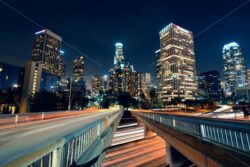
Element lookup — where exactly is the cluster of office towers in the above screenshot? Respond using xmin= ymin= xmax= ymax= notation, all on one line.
xmin=1 ymin=22 xmax=249 ymax=113
xmin=91 ymin=22 xmax=249 ymax=103
xmin=20 ymin=29 xmax=85 ymax=112
xmin=91 ymin=43 xmax=152 ymax=100
xmin=156 ymin=23 xmax=249 ymax=103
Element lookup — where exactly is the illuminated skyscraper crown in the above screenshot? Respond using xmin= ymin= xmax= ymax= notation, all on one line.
xmin=223 ymin=42 xmax=239 ymax=52
xmin=114 ymin=42 xmax=124 ymax=65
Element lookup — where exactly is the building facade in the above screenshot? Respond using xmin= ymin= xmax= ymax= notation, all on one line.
xmin=114 ymin=43 xmax=125 ymax=65
xmin=198 ymin=70 xmax=223 ymax=102
xmin=139 ymin=72 xmax=152 ymax=99
xmin=247 ymin=69 xmax=250 ymax=85
xmin=92 ymin=75 xmax=105 ymax=96
xmin=0 ymin=62 xmax=24 ymax=91
xmin=109 ymin=43 xmax=137 ymax=97
xmin=32 ymin=29 xmax=64 ymax=77
xmin=222 ymin=42 xmax=247 ymax=97
xmin=156 ymin=23 xmax=197 ymax=103
xmin=73 ymin=56 xmax=85 ymax=81
xmin=20 ymin=61 xmax=43 ymax=112
xmin=0 ymin=62 xmax=25 ymax=113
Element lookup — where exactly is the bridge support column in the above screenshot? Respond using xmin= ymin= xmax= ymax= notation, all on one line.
xmin=166 ymin=142 xmax=173 ymax=166
xmin=166 ymin=142 xmax=188 ymax=167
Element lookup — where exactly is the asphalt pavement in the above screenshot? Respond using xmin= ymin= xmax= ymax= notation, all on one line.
xmin=0 ymin=109 xmax=118 ymax=166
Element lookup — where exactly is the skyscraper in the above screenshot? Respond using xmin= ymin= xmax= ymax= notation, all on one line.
xmin=0 ymin=62 xmax=25 ymax=113
xmin=139 ymin=73 xmax=152 ymax=99
xmin=91 ymin=75 xmax=106 ymax=96
xmin=222 ymin=42 xmax=247 ymax=97
xmin=156 ymin=23 xmax=197 ymax=103
xmin=20 ymin=61 xmax=43 ymax=112
xmin=32 ymin=29 xmax=64 ymax=77
xmin=247 ymin=69 xmax=250 ymax=85
xmin=114 ymin=43 xmax=125 ymax=65
xmin=109 ymin=43 xmax=137 ymax=97
xmin=73 ymin=56 xmax=85 ymax=81
xmin=0 ymin=62 xmax=24 ymax=91
xmin=198 ymin=70 xmax=223 ymax=101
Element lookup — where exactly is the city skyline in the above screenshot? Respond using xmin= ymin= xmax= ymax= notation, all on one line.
xmin=0 ymin=0 xmax=250 ymax=80
xmin=1 ymin=1 xmax=250 ymax=166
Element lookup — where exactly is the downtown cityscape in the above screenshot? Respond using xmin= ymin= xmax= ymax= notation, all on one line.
xmin=0 ymin=0 xmax=250 ymax=167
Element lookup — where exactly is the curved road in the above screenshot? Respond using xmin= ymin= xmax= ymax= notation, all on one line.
xmin=0 ymin=109 xmax=118 ymax=166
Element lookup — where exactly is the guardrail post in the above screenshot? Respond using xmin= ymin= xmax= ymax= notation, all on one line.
xmin=200 ymin=124 xmax=206 ymax=138
xmin=15 ymin=115 xmax=18 ymax=123
xmin=173 ymin=119 xmax=176 ymax=127
xmin=41 ymin=112 xmax=45 ymax=120
xmin=51 ymin=147 xmax=62 ymax=167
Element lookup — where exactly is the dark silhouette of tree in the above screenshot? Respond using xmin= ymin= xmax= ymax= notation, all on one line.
xmin=57 ymin=90 xmax=68 ymax=110
xmin=100 ymin=95 xmax=110 ymax=109
xmin=149 ymin=87 xmax=157 ymax=103
xmin=31 ymin=90 xmax=57 ymax=112
xmin=117 ymin=92 xmax=134 ymax=110
xmin=168 ymin=97 xmax=182 ymax=106
xmin=140 ymin=92 xmax=146 ymax=100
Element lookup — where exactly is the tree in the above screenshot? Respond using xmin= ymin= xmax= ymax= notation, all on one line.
xmin=149 ymin=87 xmax=157 ymax=102
xmin=100 ymin=95 xmax=110 ymax=109
xmin=117 ymin=92 xmax=134 ymax=110
xmin=31 ymin=90 xmax=57 ymax=112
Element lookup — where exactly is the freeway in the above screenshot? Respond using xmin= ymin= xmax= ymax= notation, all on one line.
xmin=102 ymin=135 xmax=167 ymax=167
xmin=0 ymin=109 xmax=118 ymax=166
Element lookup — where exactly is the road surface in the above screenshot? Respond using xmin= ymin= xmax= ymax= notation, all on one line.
xmin=102 ymin=135 xmax=166 ymax=167
xmin=0 ymin=109 xmax=118 ymax=166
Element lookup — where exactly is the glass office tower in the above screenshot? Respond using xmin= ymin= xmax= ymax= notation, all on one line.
xmin=156 ymin=23 xmax=197 ymax=103
xmin=222 ymin=42 xmax=247 ymax=97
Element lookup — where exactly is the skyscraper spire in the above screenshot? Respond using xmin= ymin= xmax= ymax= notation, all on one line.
xmin=114 ymin=43 xmax=124 ymax=65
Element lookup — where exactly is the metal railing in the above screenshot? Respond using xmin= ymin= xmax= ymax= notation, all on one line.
xmin=136 ymin=112 xmax=250 ymax=155
xmin=0 ymin=110 xmax=95 ymax=125
xmin=4 ymin=108 xmax=123 ymax=167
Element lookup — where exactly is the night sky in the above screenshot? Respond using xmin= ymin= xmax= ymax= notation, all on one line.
xmin=0 ymin=0 xmax=250 ymax=86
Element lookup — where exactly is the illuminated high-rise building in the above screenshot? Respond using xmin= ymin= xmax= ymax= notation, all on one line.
xmin=156 ymin=23 xmax=197 ymax=103
xmin=247 ymin=69 xmax=250 ymax=85
xmin=109 ymin=43 xmax=138 ymax=97
xmin=73 ymin=56 xmax=85 ymax=81
xmin=58 ymin=50 xmax=65 ymax=77
xmin=222 ymin=42 xmax=247 ymax=97
xmin=198 ymin=70 xmax=223 ymax=101
xmin=91 ymin=75 xmax=108 ymax=96
xmin=32 ymin=29 xmax=64 ymax=77
xmin=92 ymin=75 xmax=102 ymax=95
xmin=20 ymin=61 xmax=43 ymax=113
xmin=138 ymin=73 xmax=152 ymax=99
xmin=114 ymin=43 xmax=125 ymax=65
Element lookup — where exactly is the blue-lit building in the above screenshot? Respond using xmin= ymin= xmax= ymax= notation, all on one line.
xmin=198 ymin=70 xmax=223 ymax=102
xmin=0 ymin=62 xmax=25 ymax=113
xmin=222 ymin=42 xmax=247 ymax=98
xmin=0 ymin=62 xmax=24 ymax=91
xmin=32 ymin=29 xmax=65 ymax=77
xmin=40 ymin=71 xmax=60 ymax=92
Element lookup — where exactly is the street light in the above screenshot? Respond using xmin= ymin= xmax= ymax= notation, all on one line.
xmin=68 ymin=78 xmax=73 ymax=110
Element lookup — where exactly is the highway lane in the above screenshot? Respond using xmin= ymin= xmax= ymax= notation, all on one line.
xmin=102 ymin=135 xmax=166 ymax=167
xmin=0 ymin=109 xmax=119 ymax=166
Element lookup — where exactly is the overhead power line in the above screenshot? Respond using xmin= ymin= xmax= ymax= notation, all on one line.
xmin=0 ymin=0 xmax=102 ymax=67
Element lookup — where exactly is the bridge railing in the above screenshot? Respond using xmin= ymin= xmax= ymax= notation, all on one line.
xmin=136 ymin=111 xmax=250 ymax=155
xmin=5 ymin=108 xmax=123 ymax=167
xmin=0 ymin=110 xmax=94 ymax=125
